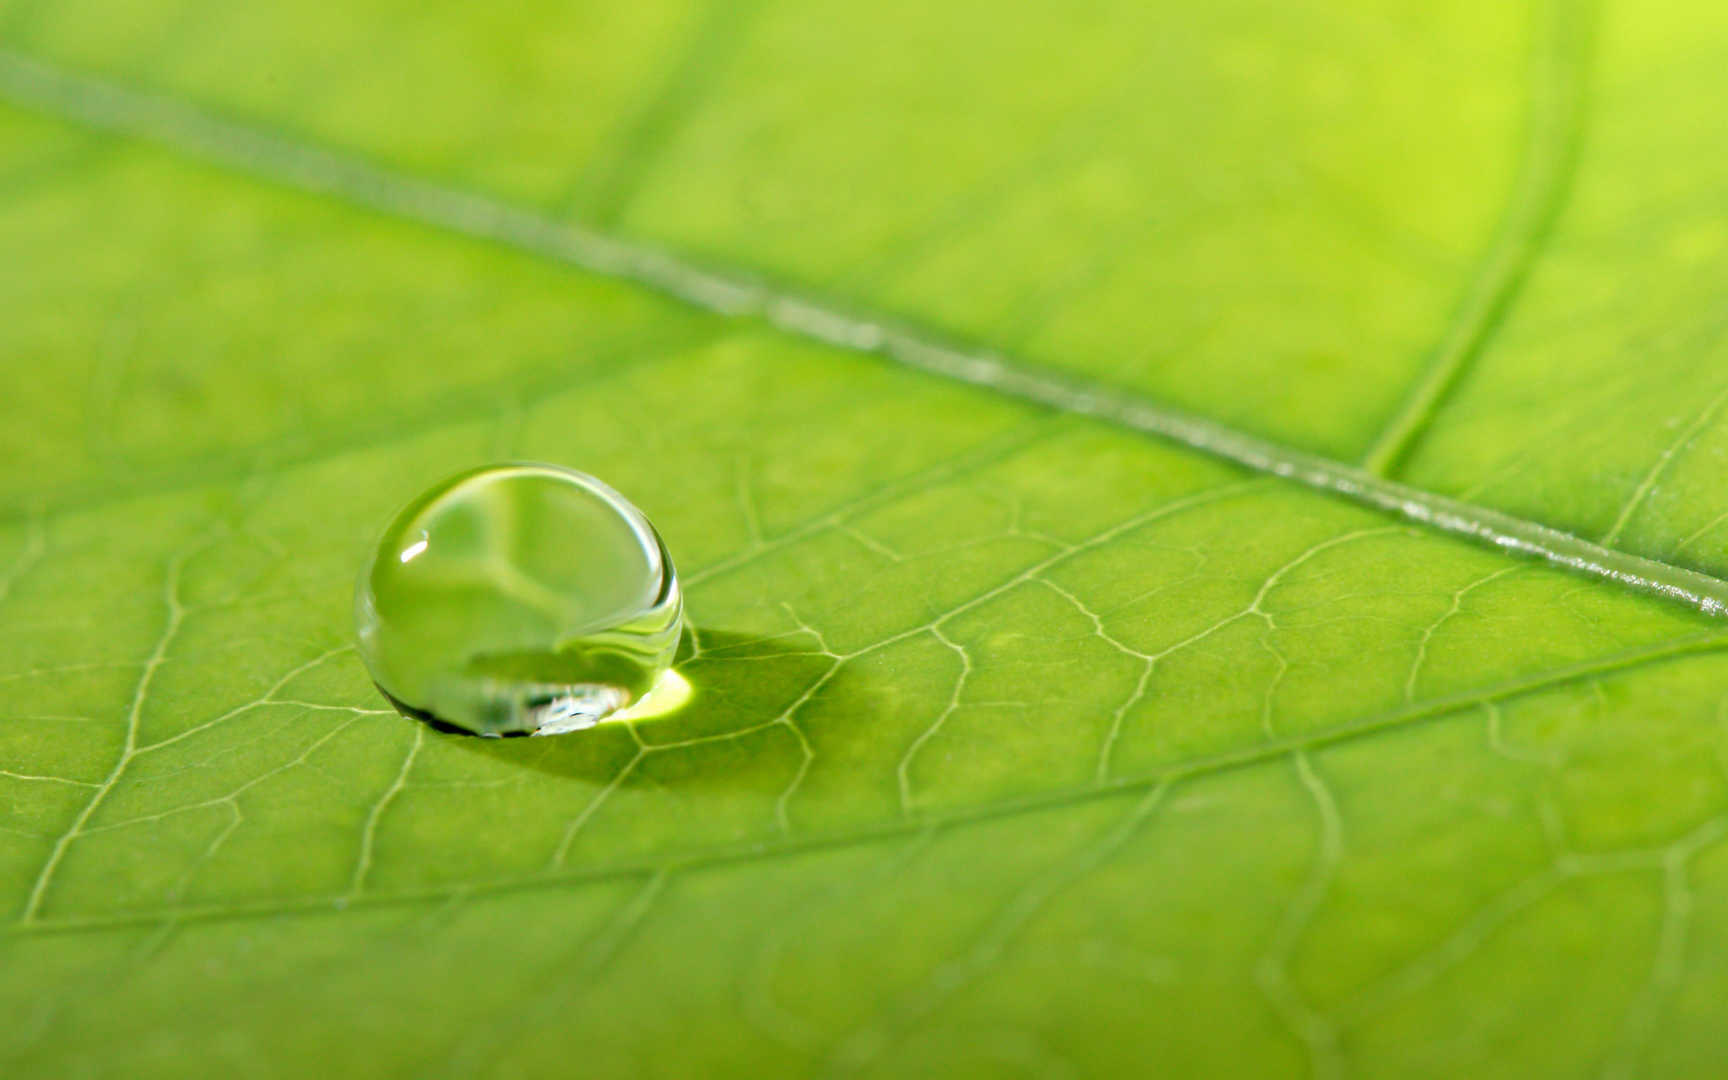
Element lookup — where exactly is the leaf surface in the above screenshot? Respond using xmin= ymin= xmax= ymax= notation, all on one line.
xmin=3 ymin=0 xmax=1728 ymax=1076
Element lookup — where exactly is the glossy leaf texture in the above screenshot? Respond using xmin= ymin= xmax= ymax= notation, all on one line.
xmin=3 ymin=0 xmax=1728 ymax=1075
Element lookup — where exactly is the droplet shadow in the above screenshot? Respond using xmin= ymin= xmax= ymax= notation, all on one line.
xmin=416 ymin=627 xmax=861 ymax=787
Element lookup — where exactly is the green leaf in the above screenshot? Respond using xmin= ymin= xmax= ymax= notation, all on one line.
xmin=3 ymin=0 xmax=1728 ymax=1075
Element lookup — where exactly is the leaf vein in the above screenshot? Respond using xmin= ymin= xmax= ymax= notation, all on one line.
xmin=1360 ymin=0 xmax=1592 ymax=476
xmin=12 ymin=629 xmax=1727 ymax=938
xmin=3 ymin=47 xmax=1726 ymax=619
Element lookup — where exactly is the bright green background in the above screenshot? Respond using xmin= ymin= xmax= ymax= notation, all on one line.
xmin=4 ymin=0 xmax=1728 ymax=1076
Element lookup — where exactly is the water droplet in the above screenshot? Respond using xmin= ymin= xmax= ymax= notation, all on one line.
xmin=355 ymin=463 xmax=685 ymax=736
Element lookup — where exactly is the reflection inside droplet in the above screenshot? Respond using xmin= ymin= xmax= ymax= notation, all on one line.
xmin=354 ymin=462 xmax=687 ymax=736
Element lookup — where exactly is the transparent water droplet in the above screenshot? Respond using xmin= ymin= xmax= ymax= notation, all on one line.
xmin=355 ymin=463 xmax=685 ymax=736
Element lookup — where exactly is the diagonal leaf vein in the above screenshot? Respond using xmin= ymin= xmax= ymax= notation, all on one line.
xmin=2 ymin=45 xmax=1726 ymax=620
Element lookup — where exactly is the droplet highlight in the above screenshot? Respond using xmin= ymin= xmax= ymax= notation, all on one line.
xmin=355 ymin=463 xmax=684 ymax=736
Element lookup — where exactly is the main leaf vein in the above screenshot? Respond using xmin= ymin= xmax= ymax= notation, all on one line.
xmin=2 ymin=45 xmax=1725 ymax=620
